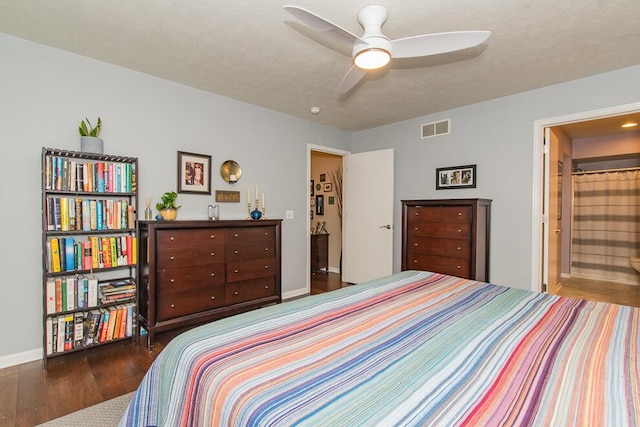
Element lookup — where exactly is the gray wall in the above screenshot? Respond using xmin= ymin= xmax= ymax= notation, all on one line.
xmin=352 ymin=65 xmax=640 ymax=290
xmin=0 ymin=34 xmax=351 ymax=365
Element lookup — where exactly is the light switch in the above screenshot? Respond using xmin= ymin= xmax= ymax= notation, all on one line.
xmin=286 ymin=210 xmax=294 ymax=219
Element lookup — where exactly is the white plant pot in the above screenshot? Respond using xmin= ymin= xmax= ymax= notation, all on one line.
xmin=80 ymin=136 xmax=104 ymax=154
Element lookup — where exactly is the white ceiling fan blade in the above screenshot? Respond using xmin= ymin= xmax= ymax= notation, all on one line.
xmin=283 ymin=5 xmax=361 ymax=47
xmin=391 ymin=31 xmax=491 ymax=59
xmin=338 ymin=65 xmax=367 ymax=94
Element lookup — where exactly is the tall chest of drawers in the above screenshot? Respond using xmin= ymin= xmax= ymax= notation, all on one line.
xmin=401 ymin=199 xmax=491 ymax=281
xmin=138 ymin=220 xmax=281 ymax=350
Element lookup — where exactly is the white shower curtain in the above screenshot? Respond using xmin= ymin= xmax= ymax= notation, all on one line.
xmin=571 ymin=169 xmax=640 ymax=285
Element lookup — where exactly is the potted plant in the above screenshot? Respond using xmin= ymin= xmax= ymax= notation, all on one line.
xmin=155 ymin=191 xmax=181 ymax=220
xmin=79 ymin=117 xmax=103 ymax=154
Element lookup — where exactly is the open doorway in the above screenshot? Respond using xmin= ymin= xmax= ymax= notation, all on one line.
xmin=310 ymin=150 xmax=346 ymax=294
xmin=533 ymin=103 xmax=640 ymax=307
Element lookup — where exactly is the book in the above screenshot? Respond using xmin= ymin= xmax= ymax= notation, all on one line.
xmin=90 ymin=236 xmax=99 ymax=269
xmin=63 ymin=314 xmax=74 ymax=351
xmin=46 ymin=317 xmax=54 ymax=355
xmin=64 ymin=236 xmax=75 ymax=271
xmin=66 ymin=277 xmax=76 ymax=311
xmin=60 ymin=197 xmax=69 ymax=231
xmin=87 ymin=275 xmax=99 ymax=307
xmin=126 ymin=304 xmax=134 ymax=337
xmin=82 ymin=199 xmax=91 ymax=231
xmin=98 ymin=309 xmax=110 ymax=343
xmin=84 ymin=310 xmax=101 ymax=345
xmin=56 ymin=316 xmax=65 ymax=352
xmin=73 ymin=312 xmax=84 ymax=347
xmin=50 ymin=238 xmax=61 ymax=273
xmin=82 ymin=240 xmax=92 ymax=270
xmin=89 ymin=200 xmax=97 ymax=230
xmin=58 ymin=237 xmax=66 ymax=272
xmin=46 ymin=278 xmax=56 ymax=314
xmin=106 ymin=306 xmax=118 ymax=341
xmin=54 ymin=278 xmax=63 ymax=313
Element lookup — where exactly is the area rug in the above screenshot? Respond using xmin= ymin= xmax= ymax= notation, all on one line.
xmin=37 ymin=391 xmax=134 ymax=427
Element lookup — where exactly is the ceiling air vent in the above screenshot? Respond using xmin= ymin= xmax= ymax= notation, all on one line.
xmin=421 ymin=119 xmax=450 ymax=139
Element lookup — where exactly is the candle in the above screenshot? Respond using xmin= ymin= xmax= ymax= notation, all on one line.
xmin=255 ymin=185 xmax=258 ymax=200
xmin=230 ymin=174 xmax=236 ymax=182
xmin=262 ymin=193 xmax=265 ymax=209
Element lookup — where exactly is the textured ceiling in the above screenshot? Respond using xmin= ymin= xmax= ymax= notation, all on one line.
xmin=1 ymin=0 xmax=640 ymax=132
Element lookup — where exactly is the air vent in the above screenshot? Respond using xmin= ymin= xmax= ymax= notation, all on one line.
xmin=421 ymin=119 xmax=450 ymax=139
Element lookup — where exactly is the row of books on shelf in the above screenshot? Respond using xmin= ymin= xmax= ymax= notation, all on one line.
xmin=46 ymin=235 xmax=137 ymax=273
xmin=45 ymin=303 xmax=135 ymax=355
xmin=46 ymin=276 xmax=136 ymax=314
xmin=44 ymin=155 xmax=136 ymax=193
xmin=45 ymin=197 xmax=135 ymax=231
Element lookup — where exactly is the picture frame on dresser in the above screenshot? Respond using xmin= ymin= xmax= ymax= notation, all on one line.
xmin=436 ymin=164 xmax=476 ymax=190
xmin=178 ymin=151 xmax=212 ymax=194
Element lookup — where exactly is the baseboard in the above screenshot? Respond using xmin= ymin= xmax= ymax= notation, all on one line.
xmin=0 ymin=348 xmax=41 ymax=369
xmin=328 ymin=267 xmax=340 ymax=274
xmin=282 ymin=288 xmax=309 ymax=301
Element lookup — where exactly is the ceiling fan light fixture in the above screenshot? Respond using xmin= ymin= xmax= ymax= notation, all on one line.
xmin=354 ymin=48 xmax=391 ymax=70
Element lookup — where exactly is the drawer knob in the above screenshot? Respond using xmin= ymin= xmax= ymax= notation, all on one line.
xmin=414 ymin=243 xmax=418 ymax=247
xmin=211 ymin=296 xmax=215 ymax=300
xmin=414 ymin=212 xmax=418 ymax=216
xmin=234 ymin=250 xmax=239 ymax=254
xmin=234 ymin=269 xmax=239 ymax=273
xmin=264 ymin=285 xmax=269 ymax=289
xmin=170 ymin=236 xmax=175 ymax=241
xmin=170 ymin=256 xmax=175 ymax=260
xmin=457 ymin=265 xmax=461 ymax=269
xmin=414 ymin=260 xmax=417 ymax=263
xmin=264 ymin=248 xmax=269 ymax=251
xmin=264 ymin=265 xmax=269 ymax=269
xmin=458 ymin=212 xmax=462 ymax=216
xmin=170 ymin=304 xmax=175 ymax=308
xmin=234 ymin=233 xmax=239 ymax=237
xmin=457 ymin=247 xmax=461 ymax=250
xmin=458 ymin=229 xmax=461 ymax=233
xmin=210 ymin=273 xmax=215 ymax=277
xmin=414 ymin=227 xmax=418 ymax=231
xmin=264 ymin=232 xmax=268 ymax=236
xmin=210 ymin=234 xmax=215 ymax=239
xmin=170 ymin=278 xmax=175 ymax=283
xmin=234 ymin=291 xmax=239 ymax=295
xmin=211 ymin=252 xmax=215 ymax=256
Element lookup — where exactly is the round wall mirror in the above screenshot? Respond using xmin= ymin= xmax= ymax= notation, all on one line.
xmin=220 ymin=160 xmax=241 ymax=183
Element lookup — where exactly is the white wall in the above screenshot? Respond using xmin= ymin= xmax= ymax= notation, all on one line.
xmin=352 ymin=64 xmax=640 ymax=291
xmin=0 ymin=34 xmax=352 ymax=366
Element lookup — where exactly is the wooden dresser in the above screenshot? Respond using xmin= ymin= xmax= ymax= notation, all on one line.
xmin=401 ymin=199 xmax=491 ymax=281
xmin=138 ymin=220 xmax=282 ymax=350
xmin=310 ymin=233 xmax=329 ymax=272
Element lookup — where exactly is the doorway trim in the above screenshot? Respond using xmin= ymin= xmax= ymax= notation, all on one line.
xmin=530 ymin=101 xmax=640 ymax=293
xmin=306 ymin=144 xmax=350 ymax=294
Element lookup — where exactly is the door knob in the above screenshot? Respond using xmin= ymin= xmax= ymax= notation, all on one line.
xmin=553 ymin=229 xmax=562 ymax=233
xmin=379 ymin=224 xmax=392 ymax=229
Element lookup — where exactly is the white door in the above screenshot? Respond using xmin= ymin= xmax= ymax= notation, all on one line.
xmin=342 ymin=149 xmax=394 ymax=284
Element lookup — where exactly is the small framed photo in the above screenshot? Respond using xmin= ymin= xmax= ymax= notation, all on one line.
xmin=178 ymin=151 xmax=212 ymax=194
xmin=328 ymin=196 xmax=335 ymax=205
xmin=324 ymin=183 xmax=332 ymax=192
xmin=310 ymin=179 xmax=315 ymax=196
xmin=436 ymin=164 xmax=476 ymax=190
xmin=320 ymin=173 xmax=326 ymax=182
xmin=316 ymin=195 xmax=324 ymax=215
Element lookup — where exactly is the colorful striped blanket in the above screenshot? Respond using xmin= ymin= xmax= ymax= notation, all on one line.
xmin=120 ymin=271 xmax=639 ymax=426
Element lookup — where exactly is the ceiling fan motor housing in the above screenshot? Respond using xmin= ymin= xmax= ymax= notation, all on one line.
xmin=354 ymin=5 xmax=391 ymax=58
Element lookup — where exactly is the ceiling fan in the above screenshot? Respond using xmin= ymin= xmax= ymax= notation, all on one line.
xmin=283 ymin=5 xmax=491 ymax=94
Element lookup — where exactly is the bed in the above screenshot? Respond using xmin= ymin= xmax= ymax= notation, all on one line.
xmin=120 ymin=270 xmax=639 ymax=426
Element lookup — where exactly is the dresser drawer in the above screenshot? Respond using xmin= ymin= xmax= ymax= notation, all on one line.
xmin=409 ymin=222 xmax=470 ymax=239
xmin=226 ymin=241 xmax=276 ymax=262
xmin=408 ymin=206 xmax=471 ymax=223
xmin=156 ymin=228 xmax=225 ymax=248
xmin=226 ymin=276 xmax=276 ymax=304
xmin=156 ymin=284 xmax=226 ymax=321
xmin=157 ymin=244 xmax=225 ymax=267
xmin=226 ymin=226 xmax=276 ymax=243
xmin=226 ymin=258 xmax=276 ymax=282
xmin=408 ymin=253 xmax=470 ymax=278
xmin=408 ymin=237 xmax=470 ymax=258
xmin=156 ymin=264 xmax=225 ymax=290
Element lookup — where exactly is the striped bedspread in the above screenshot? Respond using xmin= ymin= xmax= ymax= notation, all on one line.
xmin=120 ymin=271 xmax=639 ymax=426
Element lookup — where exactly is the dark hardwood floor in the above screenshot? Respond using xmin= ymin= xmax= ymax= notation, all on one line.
xmin=0 ymin=272 xmax=347 ymax=426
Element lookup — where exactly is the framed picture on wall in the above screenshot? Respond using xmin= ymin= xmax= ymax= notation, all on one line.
xmin=178 ymin=151 xmax=212 ymax=194
xmin=436 ymin=164 xmax=476 ymax=190
xmin=316 ymin=195 xmax=324 ymax=215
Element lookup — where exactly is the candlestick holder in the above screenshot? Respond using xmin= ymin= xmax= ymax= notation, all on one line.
xmin=247 ymin=201 xmax=252 ymax=220
xmin=261 ymin=207 xmax=267 ymax=220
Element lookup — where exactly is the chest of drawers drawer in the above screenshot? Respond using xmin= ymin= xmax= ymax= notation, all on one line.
xmin=157 ymin=284 xmax=225 ymax=321
xmin=408 ymin=222 xmax=471 ymax=239
xmin=408 ymin=253 xmax=470 ymax=278
xmin=407 ymin=236 xmax=470 ymax=258
xmin=226 ymin=226 xmax=275 ymax=243
xmin=226 ymin=241 xmax=275 ymax=262
xmin=156 ymin=244 xmax=225 ymax=267
xmin=156 ymin=264 xmax=225 ymax=290
xmin=156 ymin=228 xmax=224 ymax=248
xmin=227 ymin=258 xmax=276 ymax=282
xmin=226 ymin=277 xmax=277 ymax=304
xmin=408 ymin=206 xmax=471 ymax=223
